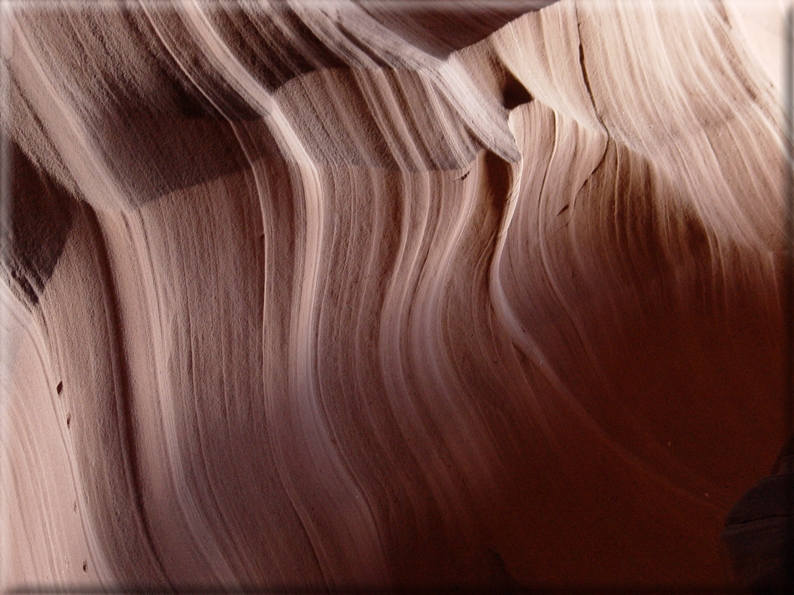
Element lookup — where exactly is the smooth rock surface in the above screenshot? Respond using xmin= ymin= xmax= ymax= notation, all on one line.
xmin=0 ymin=0 xmax=789 ymax=589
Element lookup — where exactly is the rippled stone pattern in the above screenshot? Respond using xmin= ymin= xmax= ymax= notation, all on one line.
xmin=0 ymin=0 xmax=788 ymax=590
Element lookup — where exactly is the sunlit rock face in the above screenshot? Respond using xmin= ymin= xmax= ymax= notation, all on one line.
xmin=0 ymin=0 xmax=788 ymax=589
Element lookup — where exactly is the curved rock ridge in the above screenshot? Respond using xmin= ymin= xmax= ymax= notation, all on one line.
xmin=0 ymin=0 xmax=788 ymax=589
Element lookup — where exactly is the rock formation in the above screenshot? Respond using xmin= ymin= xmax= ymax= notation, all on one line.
xmin=0 ymin=0 xmax=789 ymax=589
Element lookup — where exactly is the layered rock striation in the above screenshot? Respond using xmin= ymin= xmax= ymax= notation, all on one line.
xmin=0 ymin=0 xmax=788 ymax=589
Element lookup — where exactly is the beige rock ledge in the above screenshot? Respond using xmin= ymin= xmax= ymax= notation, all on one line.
xmin=0 ymin=0 xmax=790 ymax=590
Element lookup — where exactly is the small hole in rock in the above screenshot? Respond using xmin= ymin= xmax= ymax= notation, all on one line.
xmin=56 ymin=381 xmax=63 ymax=395
xmin=82 ymin=560 xmax=87 ymax=572
xmin=66 ymin=413 xmax=71 ymax=428
xmin=501 ymin=71 xmax=532 ymax=110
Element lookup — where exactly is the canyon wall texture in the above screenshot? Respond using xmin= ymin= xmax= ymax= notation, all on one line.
xmin=0 ymin=0 xmax=789 ymax=589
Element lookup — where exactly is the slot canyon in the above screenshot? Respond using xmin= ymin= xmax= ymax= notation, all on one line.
xmin=0 ymin=0 xmax=790 ymax=590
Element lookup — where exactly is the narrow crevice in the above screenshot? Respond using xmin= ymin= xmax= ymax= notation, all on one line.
xmin=574 ymin=6 xmax=608 ymax=135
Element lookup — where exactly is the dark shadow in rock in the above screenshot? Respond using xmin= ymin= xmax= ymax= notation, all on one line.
xmin=501 ymin=71 xmax=533 ymax=111
xmin=483 ymin=150 xmax=513 ymax=216
xmin=721 ymin=439 xmax=794 ymax=591
xmin=95 ymin=115 xmax=281 ymax=208
xmin=1 ymin=138 xmax=78 ymax=306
